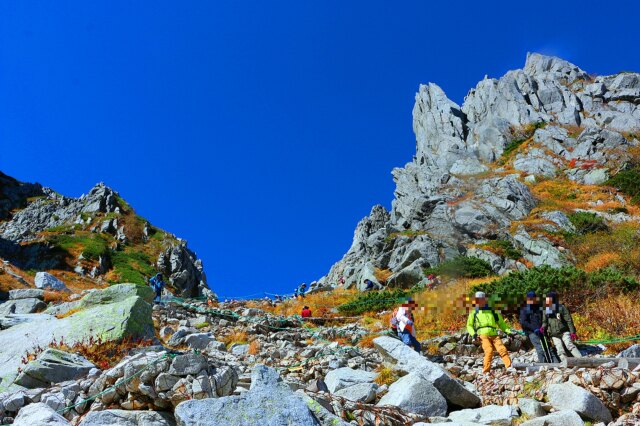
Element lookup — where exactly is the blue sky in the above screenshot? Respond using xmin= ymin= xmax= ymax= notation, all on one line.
xmin=1 ymin=1 xmax=639 ymax=298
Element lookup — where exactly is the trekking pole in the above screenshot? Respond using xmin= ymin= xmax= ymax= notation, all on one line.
xmin=540 ymin=333 xmax=552 ymax=363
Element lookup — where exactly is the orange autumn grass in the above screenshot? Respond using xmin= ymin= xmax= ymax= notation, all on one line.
xmin=573 ymin=293 xmax=640 ymax=353
xmin=246 ymin=288 xmax=359 ymax=318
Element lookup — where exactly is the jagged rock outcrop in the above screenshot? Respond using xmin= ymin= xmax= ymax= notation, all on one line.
xmin=321 ymin=53 xmax=640 ymax=289
xmin=157 ymin=243 xmax=211 ymax=299
xmin=0 ymin=174 xmax=215 ymax=298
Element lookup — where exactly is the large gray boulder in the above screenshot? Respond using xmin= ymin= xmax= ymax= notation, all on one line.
xmin=14 ymin=348 xmax=94 ymax=388
xmin=34 ymin=272 xmax=68 ymax=291
xmin=334 ymin=382 xmax=378 ymax=403
xmin=448 ymin=405 xmax=519 ymax=426
xmin=547 ymin=383 xmax=612 ymax=423
xmin=0 ymin=284 xmax=155 ymax=391
xmin=520 ymin=410 xmax=584 ymax=426
xmin=376 ymin=372 xmax=447 ymax=417
xmin=324 ymin=367 xmax=377 ymax=393
xmin=517 ymin=398 xmax=547 ymax=419
xmin=174 ymin=365 xmax=320 ymax=426
xmin=79 ymin=409 xmax=176 ymax=426
xmin=8 ymin=289 xmax=44 ymax=300
xmin=13 ymin=402 xmax=70 ymax=426
xmin=373 ymin=336 xmax=480 ymax=408
xmin=0 ymin=298 xmax=46 ymax=315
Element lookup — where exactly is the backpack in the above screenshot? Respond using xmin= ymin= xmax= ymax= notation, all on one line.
xmin=472 ymin=308 xmax=500 ymax=333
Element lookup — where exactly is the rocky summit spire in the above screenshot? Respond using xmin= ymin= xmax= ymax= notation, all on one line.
xmin=316 ymin=53 xmax=640 ymax=291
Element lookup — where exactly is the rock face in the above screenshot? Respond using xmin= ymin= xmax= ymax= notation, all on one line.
xmin=547 ymin=383 xmax=613 ymax=423
xmin=520 ymin=410 xmax=584 ymax=426
xmin=157 ymin=243 xmax=211 ymax=299
xmin=174 ymin=365 xmax=320 ymax=426
xmin=321 ymin=53 xmax=640 ymax=289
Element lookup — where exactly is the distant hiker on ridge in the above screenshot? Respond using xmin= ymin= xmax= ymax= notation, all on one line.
xmin=301 ymin=306 xmax=312 ymax=318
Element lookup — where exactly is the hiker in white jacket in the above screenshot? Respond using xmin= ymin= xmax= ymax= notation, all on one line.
xmin=392 ymin=298 xmax=421 ymax=352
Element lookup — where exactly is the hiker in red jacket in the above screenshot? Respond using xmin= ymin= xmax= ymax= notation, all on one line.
xmin=301 ymin=306 xmax=312 ymax=318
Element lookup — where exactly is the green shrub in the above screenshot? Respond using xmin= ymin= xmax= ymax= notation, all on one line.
xmin=194 ymin=322 xmax=208 ymax=329
xmin=473 ymin=266 xmax=639 ymax=309
xmin=424 ymin=256 xmax=492 ymax=279
xmin=606 ymin=166 xmax=640 ymax=205
xmin=568 ymin=212 xmax=608 ymax=234
xmin=109 ymin=249 xmax=155 ymax=285
xmin=48 ymin=234 xmax=109 ymax=260
xmin=337 ymin=289 xmax=409 ymax=316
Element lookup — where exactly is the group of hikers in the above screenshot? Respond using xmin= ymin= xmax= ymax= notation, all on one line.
xmin=388 ymin=289 xmax=581 ymax=373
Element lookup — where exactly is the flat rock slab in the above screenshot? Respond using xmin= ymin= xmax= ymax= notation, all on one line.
xmin=15 ymin=348 xmax=95 ymax=388
xmin=547 ymin=383 xmax=612 ymax=423
xmin=373 ymin=336 xmax=480 ymax=408
xmin=0 ymin=298 xmax=46 ymax=315
xmin=79 ymin=409 xmax=176 ymax=426
xmin=9 ymin=289 xmax=45 ymax=300
xmin=325 ymin=367 xmax=377 ymax=393
xmin=334 ymin=382 xmax=378 ymax=403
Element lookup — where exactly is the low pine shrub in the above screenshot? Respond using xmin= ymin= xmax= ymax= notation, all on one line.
xmin=337 ymin=289 xmax=409 ymax=316
xmin=606 ymin=165 xmax=640 ymax=205
xmin=568 ymin=212 xmax=609 ymax=234
xmin=424 ymin=256 xmax=492 ymax=279
xmin=472 ymin=265 xmax=639 ymax=310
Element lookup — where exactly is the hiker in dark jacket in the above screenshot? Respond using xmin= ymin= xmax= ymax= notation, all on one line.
xmin=519 ymin=291 xmax=546 ymax=362
xmin=542 ymin=291 xmax=581 ymax=362
xmin=149 ymin=273 xmax=166 ymax=304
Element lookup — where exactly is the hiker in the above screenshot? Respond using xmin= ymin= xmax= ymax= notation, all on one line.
xmin=301 ymin=306 xmax=312 ymax=318
xmin=542 ymin=291 xmax=582 ymax=362
xmin=298 ymin=283 xmax=307 ymax=298
xmin=149 ymin=273 xmax=166 ymax=304
xmin=364 ymin=279 xmax=376 ymax=291
xmin=519 ymin=291 xmax=548 ymax=363
xmin=467 ymin=291 xmax=514 ymax=373
xmin=391 ymin=298 xmax=421 ymax=352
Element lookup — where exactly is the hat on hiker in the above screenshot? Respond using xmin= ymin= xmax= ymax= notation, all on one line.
xmin=474 ymin=291 xmax=486 ymax=299
xmin=526 ymin=291 xmax=536 ymax=298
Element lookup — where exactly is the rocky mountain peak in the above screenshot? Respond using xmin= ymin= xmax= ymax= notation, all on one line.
xmin=318 ymin=52 xmax=640 ymax=291
xmin=0 ymin=173 xmax=214 ymax=298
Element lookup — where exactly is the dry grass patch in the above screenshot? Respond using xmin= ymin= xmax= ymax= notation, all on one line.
xmin=220 ymin=330 xmax=249 ymax=348
xmin=247 ymin=340 xmax=260 ymax=355
xmin=374 ymin=365 xmax=399 ymax=386
xmin=573 ymin=293 xmax=640 ymax=353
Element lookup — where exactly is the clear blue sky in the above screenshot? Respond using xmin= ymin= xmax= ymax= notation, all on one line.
xmin=1 ymin=1 xmax=639 ymax=298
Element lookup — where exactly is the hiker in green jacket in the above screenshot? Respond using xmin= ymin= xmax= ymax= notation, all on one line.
xmin=466 ymin=291 xmax=514 ymax=373
xmin=541 ymin=291 xmax=581 ymax=362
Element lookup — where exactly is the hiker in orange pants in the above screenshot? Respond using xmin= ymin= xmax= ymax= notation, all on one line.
xmin=467 ymin=291 xmax=515 ymax=373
